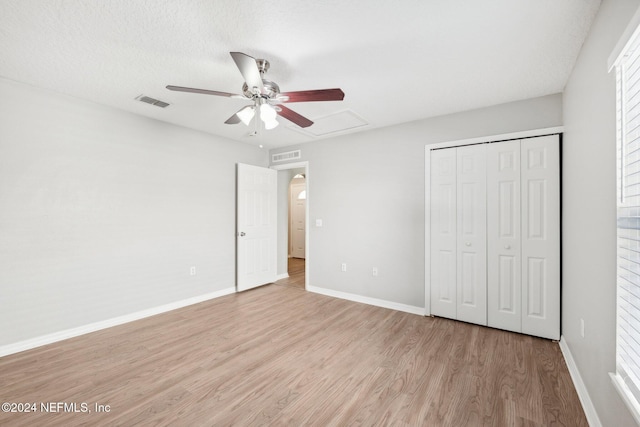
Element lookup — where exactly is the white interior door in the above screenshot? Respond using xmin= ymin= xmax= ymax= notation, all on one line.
xmin=430 ymin=148 xmax=457 ymax=319
xmin=456 ymin=144 xmax=487 ymax=326
xmin=487 ymin=140 xmax=522 ymax=333
xmin=290 ymin=182 xmax=306 ymax=259
xmin=237 ymin=163 xmax=277 ymax=292
xmin=521 ymin=135 xmax=560 ymax=340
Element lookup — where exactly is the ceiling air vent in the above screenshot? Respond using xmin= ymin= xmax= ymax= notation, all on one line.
xmin=272 ymin=150 xmax=302 ymax=163
xmin=135 ymin=95 xmax=170 ymax=108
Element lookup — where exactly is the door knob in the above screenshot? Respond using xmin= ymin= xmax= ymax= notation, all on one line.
xmin=239 ymin=232 xmax=246 ymax=237
xmin=465 ymin=242 xmax=471 ymax=247
xmin=504 ymin=244 xmax=511 ymax=249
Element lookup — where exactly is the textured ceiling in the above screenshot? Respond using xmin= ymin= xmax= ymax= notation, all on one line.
xmin=0 ymin=0 xmax=600 ymax=149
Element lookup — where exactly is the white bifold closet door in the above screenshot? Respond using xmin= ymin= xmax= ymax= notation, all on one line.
xmin=519 ymin=135 xmax=560 ymax=339
xmin=430 ymin=144 xmax=487 ymax=326
xmin=486 ymin=135 xmax=559 ymax=339
xmin=430 ymin=134 xmax=560 ymax=340
xmin=456 ymin=144 xmax=487 ymax=325
xmin=430 ymin=148 xmax=458 ymax=320
xmin=487 ymin=140 xmax=522 ymax=332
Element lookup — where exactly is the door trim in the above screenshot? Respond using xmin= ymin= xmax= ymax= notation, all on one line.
xmin=425 ymin=126 xmax=563 ymax=316
xmin=271 ymin=161 xmax=310 ymax=289
xmin=289 ymin=181 xmax=306 ymax=259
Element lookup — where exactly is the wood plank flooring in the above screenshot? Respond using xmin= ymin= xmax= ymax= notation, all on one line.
xmin=0 ymin=284 xmax=587 ymax=426
xmin=274 ymin=257 xmax=305 ymax=290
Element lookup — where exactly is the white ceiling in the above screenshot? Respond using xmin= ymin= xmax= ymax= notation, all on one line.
xmin=0 ymin=0 xmax=600 ymax=149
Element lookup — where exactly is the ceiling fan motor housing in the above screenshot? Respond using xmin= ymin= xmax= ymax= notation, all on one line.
xmin=242 ymin=80 xmax=280 ymax=99
xmin=241 ymin=59 xmax=279 ymax=99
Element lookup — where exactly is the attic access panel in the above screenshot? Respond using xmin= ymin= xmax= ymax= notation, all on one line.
xmin=290 ymin=110 xmax=368 ymax=137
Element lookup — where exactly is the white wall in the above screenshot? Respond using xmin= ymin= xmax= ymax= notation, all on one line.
xmin=563 ymin=0 xmax=640 ymax=425
xmin=0 ymin=78 xmax=268 ymax=347
xmin=270 ymin=94 xmax=562 ymax=310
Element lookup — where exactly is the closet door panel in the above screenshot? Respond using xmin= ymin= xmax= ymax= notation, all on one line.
xmin=456 ymin=144 xmax=487 ymax=325
xmin=487 ymin=140 xmax=522 ymax=333
xmin=521 ymin=135 xmax=560 ymax=340
xmin=430 ymin=148 xmax=457 ymax=319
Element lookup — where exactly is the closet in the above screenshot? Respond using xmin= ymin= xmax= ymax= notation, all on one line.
xmin=428 ymin=134 xmax=560 ymax=340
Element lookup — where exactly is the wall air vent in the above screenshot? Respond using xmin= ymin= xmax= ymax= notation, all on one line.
xmin=135 ymin=95 xmax=170 ymax=108
xmin=272 ymin=150 xmax=302 ymax=163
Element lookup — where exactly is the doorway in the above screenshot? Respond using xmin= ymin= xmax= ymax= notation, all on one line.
xmin=289 ymin=174 xmax=306 ymax=259
xmin=272 ymin=162 xmax=309 ymax=290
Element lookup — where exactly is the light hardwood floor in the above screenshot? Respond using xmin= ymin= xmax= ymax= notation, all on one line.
xmin=0 ymin=284 xmax=587 ymax=426
xmin=274 ymin=257 xmax=305 ymax=290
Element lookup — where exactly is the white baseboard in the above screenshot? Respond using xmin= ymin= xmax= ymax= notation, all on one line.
xmin=559 ymin=337 xmax=602 ymax=427
xmin=307 ymin=285 xmax=424 ymax=316
xmin=275 ymin=273 xmax=289 ymax=281
xmin=0 ymin=287 xmax=236 ymax=358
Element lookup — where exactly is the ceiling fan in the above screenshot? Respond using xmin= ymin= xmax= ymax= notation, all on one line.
xmin=166 ymin=52 xmax=345 ymax=131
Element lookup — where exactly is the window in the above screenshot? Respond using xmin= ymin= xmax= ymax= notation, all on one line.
xmin=612 ymin=11 xmax=640 ymax=423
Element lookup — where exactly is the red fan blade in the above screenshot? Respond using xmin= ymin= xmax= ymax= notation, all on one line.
xmin=279 ymin=88 xmax=344 ymax=103
xmin=166 ymin=85 xmax=241 ymax=98
xmin=277 ymin=105 xmax=313 ymax=128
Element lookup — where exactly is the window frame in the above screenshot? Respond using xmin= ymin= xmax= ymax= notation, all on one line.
xmin=611 ymin=6 xmax=640 ymax=425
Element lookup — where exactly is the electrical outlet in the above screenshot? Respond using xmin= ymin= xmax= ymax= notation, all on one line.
xmin=580 ymin=318 xmax=585 ymax=338
xmin=372 ymin=267 xmax=378 ymax=276
xmin=190 ymin=266 xmax=196 ymax=276
xmin=341 ymin=263 xmax=347 ymax=272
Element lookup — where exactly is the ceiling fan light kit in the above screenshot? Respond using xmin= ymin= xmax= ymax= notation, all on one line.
xmin=259 ymin=102 xmax=279 ymax=129
xmin=236 ymin=105 xmax=255 ymax=126
xmin=167 ymin=52 xmax=344 ymax=133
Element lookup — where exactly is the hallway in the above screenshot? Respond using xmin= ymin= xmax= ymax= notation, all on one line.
xmin=274 ymin=258 xmax=305 ymax=290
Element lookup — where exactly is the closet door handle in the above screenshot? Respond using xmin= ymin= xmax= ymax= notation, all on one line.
xmin=504 ymin=244 xmax=511 ymax=249
xmin=465 ymin=242 xmax=471 ymax=247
